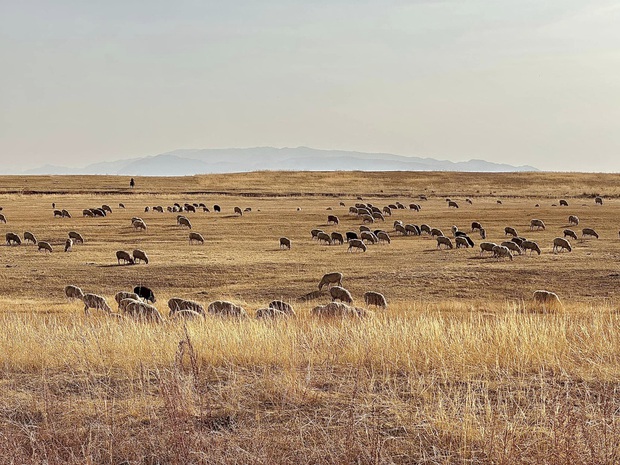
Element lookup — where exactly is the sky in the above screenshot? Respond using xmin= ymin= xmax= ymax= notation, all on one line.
xmin=1 ymin=0 xmax=619 ymax=172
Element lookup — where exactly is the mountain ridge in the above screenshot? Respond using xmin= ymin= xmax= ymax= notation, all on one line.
xmin=20 ymin=147 xmax=538 ymax=175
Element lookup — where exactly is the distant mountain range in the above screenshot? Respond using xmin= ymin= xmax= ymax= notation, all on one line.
xmin=19 ymin=147 xmax=538 ymax=175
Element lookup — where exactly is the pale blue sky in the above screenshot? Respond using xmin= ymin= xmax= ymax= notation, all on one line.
xmin=1 ymin=1 xmax=619 ymax=171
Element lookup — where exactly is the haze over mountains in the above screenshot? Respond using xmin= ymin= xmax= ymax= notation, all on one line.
xmin=19 ymin=147 xmax=538 ymax=176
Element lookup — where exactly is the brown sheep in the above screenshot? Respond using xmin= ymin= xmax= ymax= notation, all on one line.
xmin=377 ymin=231 xmax=391 ymax=244
xmin=479 ymin=242 xmax=498 ymax=256
xmin=327 ymin=215 xmax=339 ymax=225
xmin=178 ymin=217 xmax=192 ymax=229
xmin=64 ymin=238 xmax=73 ymax=252
xmin=436 ymin=236 xmax=453 ymax=249
xmin=582 ymin=228 xmax=599 ymax=239
xmin=331 ymin=232 xmax=344 ymax=245
xmin=317 ymin=232 xmax=332 ymax=245
xmin=234 ymin=206 xmax=243 ymax=216
xmin=65 ymin=285 xmax=85 ymax=300
xmin=563 ymin=229 xmax=578 ymax=240
xmin=347 ymin=239 xmax=367 ymax=252
xmin=6 ymin=232 xmax=21 ymax=246
xmin=430 ymin=228 xmax=444 ymax=237
xmin=364 ymin=291 xmax=387 ymax=308
xmin=552 ymin=237 xmax=572 ymax=253
xmin=122 ymin=299 xmax=163 ymax=323
xmin=37 ymin=241 xmax=52 ymax=253
xmin=268 ymin=300 xmax=296 ymax=316
xmin=116 ymin=250 xmax=134 ymax=265
xmin=189 ymin=232 xmax=205 ymax=244
xmin=533 ymin=290 xmax=563 ymax=311
xmin=492 ymin=245 xmax=513 ymax=261
xmin=330 ymin=286 xmax=353 ymax=304
xmin=115 ymin=291 xmax=141 ymax=309
xmin=501 ymin=241 xmax=522 ymax=254
xmin=132 ymin=249 xmax=149 ymax=264
xmin=82 ymin=293 xmax=112 ymax=316
xmin=61 ymin=209 xmax=71 ymax=218
xmin=530 ymin=219 xmax=546 ymax=230
xmin=568 ymin=215 xmax=579 ymax=226
xmin=318 ymin=272 xmax=343 ymax=290
xmin=448 ymin=201 xmax=459 ymax=208
xmin=0 ymin=213 xmax=6 ymax=223
xmin=522 ymin=240 xmax=542 ymax=255
xmin=504 ymin=226 xmax=518 ymax=237
xmin=595 ymin=197 xmax=603 ymax=205
xmin=207 ymin=300 xmax=247 ymax=318
xmin=279 ymin=237 xmax=291 ymax=249
xmin=24 ymin=231 xmax=37 ymax=245
xmin=68 ymin=231 xmax=84 ymax=244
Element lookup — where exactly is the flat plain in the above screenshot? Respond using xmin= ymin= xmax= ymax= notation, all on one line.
xmin=1 ymin=171 xmax=620 ymax=464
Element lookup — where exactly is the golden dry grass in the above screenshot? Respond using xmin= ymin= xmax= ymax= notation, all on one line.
xmin=1 ymin=171 xmax=620 ymax=464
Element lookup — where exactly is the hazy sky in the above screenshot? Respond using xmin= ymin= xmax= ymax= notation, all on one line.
xmin=1 ymin=1 xmax=619 ymax=172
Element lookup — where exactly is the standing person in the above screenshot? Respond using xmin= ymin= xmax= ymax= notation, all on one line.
xmin=130 ymin=178 xmax=135 ymax=188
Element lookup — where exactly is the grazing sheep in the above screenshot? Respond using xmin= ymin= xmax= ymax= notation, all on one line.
xmin=348 ymin=239 xmax=367 ymax=252
xmin=395 ymin=202 xmax=405 ymax=209
xmin=123 ymin=299 xmax=163 ymax=323
xmin=504 ymin=227 xmax=518 ymax=237
xmin=234 ymin=206 xmax=243 ymax=216
xmin=497 ymin=200 xmax=503 ymax=205
xmin=471 ymin=221 xmax=482 ymax=232
xmin=559 ymin=199 xmax=568 ymax=206
xmin=93 ymin=208 xmax=106 ymax=217
xmin=466 ymin=198 xmax=473 ymax=204
xmin=511 ymin=237 xmax=526 ymax=247
xmin=311 ymin=229 xmax=324 ymax=240
xmin=582 ymin=228 xmax=599 ymax=239
xmin=564 ymin=229 xmax=578 ymax=240
xmin=501 ymin=241 xmax=522 ymax=254
xmin=65 ymin=285 xmax=84 ymax=300
xmin=430 ymin=228 xmax=444 ymax=237
xmin=268 ymin=300 xmax=296 ymax=316
xmin=185 ymin=232 xmax=204 ymax=246
xmin=68 ymin=231 xmax=84 ymax=244
xmin=116 ymin=250 xmax=134 ymax=265
xmin=345 ymin=231 xmax=358 ymax=242
xmin=5 ymin=232 xmax=21 ymax=246
xmin=339 ymin=201 xmax=346 ymax=207
xmin=409 ymin=203 xmax=421 ymax=211
xmin=207 ymin=300 xmax=247 ymax=317
xmin=405 ymin=224 xmax=421 ymax=236
xmin=553 ymin=237 xmax=572 ymax=253
xmin=213 ymin=204 xmax=221 ymax=212
xmin=24 ymin=231 xmax=37 ymax=244
xmin=420 ymin=224 xmax=431 ymax=235
xmin=64 ymin=238 xmax=73 ymax=252
xmin=279 ymin=237 xmax=291 ymax=249
xmin=492 ymin=245 xmax=513 ymax=261
xmin=178 ymin=217 xmax=192 ymax=229
xmin=0 ymin=213 xmax=6 ymax=223
xmin=595 ymin=197 xmax=603 ymax=205
xmin=327 ymin=215 xmax=339 ymax=225
xmin=119 ymin=203 xmax=125 ymax=208
xmin=479 ymin=242 xmax=498 ymax=256
xmin=436 ymin=236 xmax=454 ymax=249
xmin=361 ymin=231 xmax=378 ymax=244
xmin=530 ymin=219 xmax=546 ymax=230
xmin=359 ymin=225 xmax=371 ymax=232
xmin=256 ymin=307 xmax=288 ymax=319
xmin=144 ymin=206 xmax=150 ymax=212
xmin=134 ymin=286 xmax=156 ymax=303
xmin=522 ymin=240 xmax=542 ymax=255
xmin=377 ymin=231 xmax=391 ymax=244
xmin=455 ymin=231 xmax=468 ymax=237
xmin=330 ymin=286 xmax=354 ymax=304
xmin=82 ymin=209 xmax=94 ymax=217
xmin=331 ymin=232 xmax=344 ymax=245
xmin=372 ymin=212 xmax=385 ymax=222
xmin=185 ymin=205 xmax=196 ymax=213
xmin=167 ymin=298 xmax=205 ymax=316
xmin=361 ymin=214 xmax=374 ymax=224
xmin=53 ymin=210 xmax=63 ymax=217
xmin=153 ymin=206 xmax=164 ymax=213
xmin=533 ymin=290 xmax=563 ymax=311
xmin=349 ymin=206 xmax=358 ymax=215
xmin=115 ymin=291 xmax=141 ymax=307
xmin=364 ymin=291 xmax=387 ymax=308
xmin=318 ymin=272 xmax=343 ymax=290
xmin=383 ymin=206 xmax=392 ymax=216
xmin=479 ymin=228 xmax=486 ymax=239
xmin=61 ymin=209 xmax=71 ymax=218
xmin=567 ymin=215 xmax=580 ymax=226
xmin=37 ymin=241 xmax=52 ymax=253
xmin=132 ymin=219 xmax=147 ymax=231
xmin=448 ymin=201 xmax=459 ymax=208
xmin=317 ymin=232 xmax=332 ymax=245
xmin=395 ymin=224 xmax=407 ymax=235
xmin=82 ymin=293 xmax=112 ymax=315
xmin=133 ymin=249 xmax=149 ymax=264
xmin=456 ymin=236 xmax=474 ymax=248
xmin=311 ymin=302 xmax=367 ymax=318
xmin=102 ymin=204 xmax=112 ymax=213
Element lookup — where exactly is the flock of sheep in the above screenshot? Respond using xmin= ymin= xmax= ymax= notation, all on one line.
xmin=64 ymin=271 xmax=387 ymax=322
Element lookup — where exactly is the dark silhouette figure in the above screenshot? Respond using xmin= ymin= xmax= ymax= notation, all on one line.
xmin=130 ymin=178 xmax=135 ymax=188
xmin=52 ymin=203 xmax=55 ymax=209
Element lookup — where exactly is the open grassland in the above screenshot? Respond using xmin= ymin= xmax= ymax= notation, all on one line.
xmin=1 ymin=171 xmax=620 ymax=464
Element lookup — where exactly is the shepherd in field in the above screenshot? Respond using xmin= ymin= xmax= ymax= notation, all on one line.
xmin=130 ymin=178 xmax=135 ymax=188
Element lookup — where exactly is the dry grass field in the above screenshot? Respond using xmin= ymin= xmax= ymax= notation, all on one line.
xmin=1 ymin=171 xmax=620 ymax=464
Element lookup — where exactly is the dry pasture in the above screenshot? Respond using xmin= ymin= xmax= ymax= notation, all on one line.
xmin=1 ymin=171 xmax=620 ymax=464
